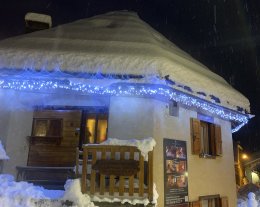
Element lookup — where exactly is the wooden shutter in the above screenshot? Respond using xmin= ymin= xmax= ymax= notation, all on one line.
xmin=190 ymin=118 xmax=201 ymax=155
xmin=210 ymin=124 xmax=216 ymax=156
xmin=221 ymin=196 xmax=228 ymax=207
xmin=215 ymin=125 xmax=222 ymax=156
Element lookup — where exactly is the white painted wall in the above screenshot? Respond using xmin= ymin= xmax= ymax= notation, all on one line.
xmin=2 ymin=110 xmax=33 ymax=176
xmin=0 ymin=93 xmax=237 ymax=206
xmin=108 ymin=97 xmax=237 ymax=207
xmin=0 ymin=108 xmax=11 ymax=173
xmin=108 ymin=96 xmax=154 ymax=139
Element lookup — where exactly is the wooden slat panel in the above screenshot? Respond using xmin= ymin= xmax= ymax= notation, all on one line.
xmin=90 ymin=150 xmax=97 ymax=195
xmin=100 ymin=149 xmax=106 ymax=195
xmin=129 ymin=147 xmax=135 ymax=196
xmin=81 ymin=148 xmax=88 ymax=193
xmin=119 ymin=148 xmax=125 ymax=196
xmin=139 ymin=153 xmax=144 ymax=197
xmin=28 ymin=109 xmax=82 ymax=167
xmin=190 ymin=118 xmax=201 ymax=155
xmin=148 ymin=150 xmax=153 ymax=201
xmin=109 ymin=148 xmax=115 ymax=196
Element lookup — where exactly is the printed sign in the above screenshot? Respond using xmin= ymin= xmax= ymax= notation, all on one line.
xmin=164 ymin=139 xmax=189 ymax=207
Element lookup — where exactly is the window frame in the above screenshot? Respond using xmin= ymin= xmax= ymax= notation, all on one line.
xmin=190 ymin=118 xmax=222 ymax=158
xmin=30 ymin=118 xmax=63 ymax=145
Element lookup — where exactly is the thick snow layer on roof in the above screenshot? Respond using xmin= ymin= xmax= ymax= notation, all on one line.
xmin=0 ymin=140 xmax=9 ymax=160
xmin=0 ymin=11 xmax=250 ymax=112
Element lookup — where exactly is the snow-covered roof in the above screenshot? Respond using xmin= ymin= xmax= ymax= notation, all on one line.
xmin=0 ymin=10 xmax=250 ymax=113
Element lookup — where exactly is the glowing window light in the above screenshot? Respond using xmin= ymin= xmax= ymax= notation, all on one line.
xmin=0 ymin=77 xmax=250 ymax=133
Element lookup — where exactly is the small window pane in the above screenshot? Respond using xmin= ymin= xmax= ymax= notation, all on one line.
xmin=48 ymin=120 xmax=62 ymax=136
xmin=34 ymin=120 xmax=48 ymax=136
xmin=86 ymin=116 xmax=96 ymax=144
xmin=97 ymin=115 xmax=108 ymax=143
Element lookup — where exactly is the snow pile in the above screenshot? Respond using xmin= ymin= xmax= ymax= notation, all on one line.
xmin=0 ymin=174 xmax=47 ymax=207
xmin=63 ymin=179 xmax=96 ymax=207
xmin=92 ymin=183 xmax=158 ymax=206
xmin=0 ymin=174 xmax=97 ymax=207
xmin=99 ymin=137 xmax=156 ymax=160
xmin=0 ymin=140 xmax=9 ymax=160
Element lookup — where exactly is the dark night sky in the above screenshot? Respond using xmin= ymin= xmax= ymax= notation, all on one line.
xmin=1 ymin=0 xmax=260 ymax=152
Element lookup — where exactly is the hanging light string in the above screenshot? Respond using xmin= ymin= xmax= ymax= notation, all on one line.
xmin=0 ymin=76 xmax=250 ymax=133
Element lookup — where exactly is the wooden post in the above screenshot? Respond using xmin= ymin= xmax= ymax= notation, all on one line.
xmin=148 ymin=150 xmax=153 ymax=201
xmin=81 ymin=147 xmax=88 ymax=193
xmin=100 ymin=148 xmax=106 ymax=195
xmin=90 ymin=150 xmax=97 ymax=195
xmin=129 ymin=147 xmax=135 ymax=196
xmin=109 ymin=147 xmax=115 ymax=196
xmin=139 ymin=153 xmax=144 ymax=197
xmin=119 ymin=147 xmax=125 ymax=196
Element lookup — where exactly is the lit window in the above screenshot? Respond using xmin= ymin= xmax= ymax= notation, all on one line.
xmin=81 ymin=112 xmax=108 ymax=144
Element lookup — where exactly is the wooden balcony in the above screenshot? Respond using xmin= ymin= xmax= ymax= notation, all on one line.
xmin=80 ymin=145 xmax=154 ymax=203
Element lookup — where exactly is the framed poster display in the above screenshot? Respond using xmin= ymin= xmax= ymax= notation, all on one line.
xmin=164 ymin=138 xmax=189 ymax=207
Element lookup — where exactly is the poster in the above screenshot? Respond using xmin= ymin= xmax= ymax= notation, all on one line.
xmin=164 ymin=138 xmax=189 ymax=207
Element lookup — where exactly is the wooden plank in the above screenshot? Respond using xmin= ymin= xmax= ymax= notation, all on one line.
xmin=148 ymin=150 xmax=153 ymax=201
xmin=81 ymin=148 xmax=88 ymax=193
xmin=129 ymin=147 xmax=135 ymax=196
xmin=139 ymin=153 xmax=144 ymax=197
xmin=119 ymin=147 xmax=125 ymax=196
xmin=90 ymin=150 xmax=97 ymax=195
xmin=109 ymin=148 xmax=115 ymax=196
xmin=100 ymin=149 xmax=106 ymax=195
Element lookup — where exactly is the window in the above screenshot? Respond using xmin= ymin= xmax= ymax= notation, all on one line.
xmin=30 ymin=118 xmax=63 ymax=144
xmin=32 ymin=118 xmax=62 ymax=137
xmin=80 ymin=111 xmax=108 ymax=145
xmin=190 ymin=118 xmax=222 ymax=157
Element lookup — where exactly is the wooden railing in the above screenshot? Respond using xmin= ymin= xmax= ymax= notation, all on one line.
xmin=80 ymin=145 xmax=153 ymax=202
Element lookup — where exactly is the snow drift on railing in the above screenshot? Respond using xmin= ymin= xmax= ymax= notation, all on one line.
xmin=99 ymin=137 xmax=156 ymax=161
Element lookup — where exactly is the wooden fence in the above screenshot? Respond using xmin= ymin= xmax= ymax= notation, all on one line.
xmin=80 ymin=145 xmax=153 ymax=202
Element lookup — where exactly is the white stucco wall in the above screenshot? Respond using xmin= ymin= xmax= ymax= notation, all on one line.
xmin=0 ymin=107 xmax=11 ymax=173
xmin=108 ymin=96 xmax=154 ymax=139
xmin=151 ymin=100 xmax=237 ymax=207
xmin=2 ymin=110 xmax=33 ymax=176
xmin=108 ymin=97 xmax=237 ymax=207
xmin=0 ymin=93 xmax=237 ymax=206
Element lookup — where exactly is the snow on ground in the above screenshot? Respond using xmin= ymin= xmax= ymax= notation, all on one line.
xmin=0 ymin=174 xmax=96 ymax=207
xmin=0 ymin=174 xmax=158 ymax=207
xmin=0 ymin=140 xmax=9 ymax=160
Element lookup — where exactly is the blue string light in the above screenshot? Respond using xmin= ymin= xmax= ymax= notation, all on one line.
xmin=0 ymin=77 xmax=250 ymax=133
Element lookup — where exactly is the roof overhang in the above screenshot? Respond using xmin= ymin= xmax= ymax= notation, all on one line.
xmin=0 ymin=69 xmax=252 ymax=133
